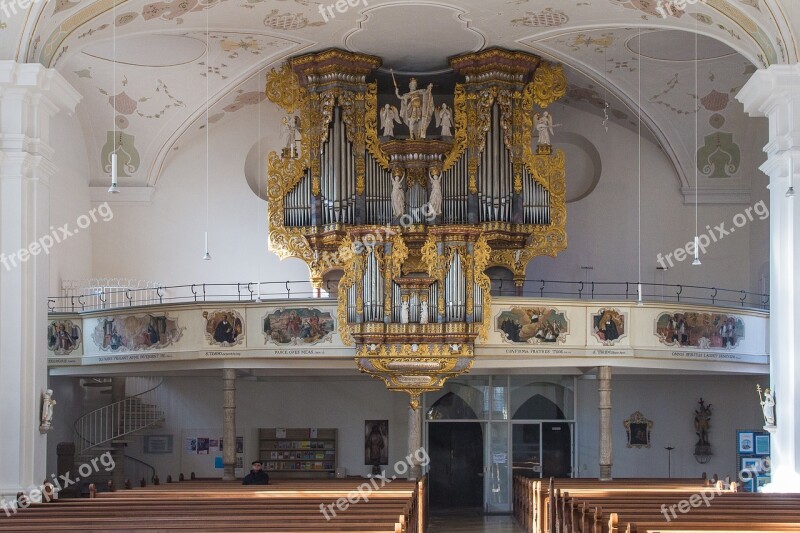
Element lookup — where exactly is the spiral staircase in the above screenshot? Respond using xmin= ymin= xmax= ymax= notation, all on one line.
xmin=72 ymin=377 xmax=166 ymax=492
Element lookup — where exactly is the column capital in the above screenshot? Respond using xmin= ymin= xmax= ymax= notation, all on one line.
xmin=0 ymin=61 xmax=82 ymax=115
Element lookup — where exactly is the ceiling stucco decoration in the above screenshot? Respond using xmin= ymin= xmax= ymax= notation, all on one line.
xmin=627 ymin=29 xmax=738 ymax=61
xmin=344 ymin=3 xmax=486 ymax=75
xmin=81 ymin=33 xmax=208 ymax=67
xmin=9 ymin=0 xmax=793 ymax=197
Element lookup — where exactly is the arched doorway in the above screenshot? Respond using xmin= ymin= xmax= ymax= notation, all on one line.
xmin=427 ymin=392 xmax=484 ymax=510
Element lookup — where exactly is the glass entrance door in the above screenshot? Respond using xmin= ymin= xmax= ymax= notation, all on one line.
xmin=512 ymin=422 xmax=574 ymax=478
xmin=512 ymin=424 xmax=542 ymax=477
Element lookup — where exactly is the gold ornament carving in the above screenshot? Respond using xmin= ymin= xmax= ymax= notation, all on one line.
xmin=531 ymin=61 xmax=567 ymax=109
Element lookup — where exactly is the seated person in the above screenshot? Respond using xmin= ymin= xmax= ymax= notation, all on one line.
xmin=242 ymin=460 xmax=269 ymax=485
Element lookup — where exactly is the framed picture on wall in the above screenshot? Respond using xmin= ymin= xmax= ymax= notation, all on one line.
xmin=624 ymin=411 xmax=653 ymax=448
xmin=365 ymin=420 xmax=389 ymax=466
xmin=756 ymin=475 xmax=771 ymax=491
xmin=737 ymin=431 xmax=755 ymax=454
xmin=144 ymin=435 xmax=173 ymax=454
xmin=741 ymin=457 xmax=760 ymax=473
xmin=755 ymin=434 xmax=770 ymax=456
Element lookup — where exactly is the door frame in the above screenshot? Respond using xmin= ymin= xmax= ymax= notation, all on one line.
xmin=511 ymin=420 xmax=576 ymax=479
xmin=423 ymin=376 xmax=578 ymax=514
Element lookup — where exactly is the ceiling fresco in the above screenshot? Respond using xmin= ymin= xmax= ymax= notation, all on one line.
xmin=0 ymin=0 xmax=795 ymax=194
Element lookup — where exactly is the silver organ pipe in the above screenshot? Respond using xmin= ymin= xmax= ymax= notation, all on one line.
xmin=283 ymin=170 xmax=312 ymax=227
xmin=522 ymin=168 xmax=551 ymax=225
xmin=441 ymin=154 xmax=468 ymax=224
xmin=360 ymin=247 xmax=384 ymax=322
xmin=365 ymin=153 xmax=391 ymax=226
xmin=392 ymin=283 xmax=401 ymax=323
xmin=429 ymin=283 xmax=439 ymax=323
xmin=473 ymin=281 xmax=483 ymax=323
xmin=406 ymin=183 xmax=426 ymax=216
xmin=445 ymin=253 xmax=466 ymax=322
xmin=348 ymin=284 xmax=357 ymax=322
xmin=475 ymin=104 xmax=516 ymax=223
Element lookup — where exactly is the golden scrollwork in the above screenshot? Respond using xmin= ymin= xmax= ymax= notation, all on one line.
xmin=531 ymin=61 xmax=567 ymax=109
xmin=473 ymin=235 xmax=493 ymax=341
xmin=265 ymin=63 xmax=305 ymax=114
xmin=365 ymin=83 xmax=389 ymax=170
xmin=443 ymin=84 xmax=468 ymax=172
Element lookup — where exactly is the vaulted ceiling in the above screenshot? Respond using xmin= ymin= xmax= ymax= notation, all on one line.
xmin=3 ymin=0 xmax=798 ymax=200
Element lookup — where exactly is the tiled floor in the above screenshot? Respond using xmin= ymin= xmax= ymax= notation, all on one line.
xmin=428 ymin=509 xmax=524 ymax=532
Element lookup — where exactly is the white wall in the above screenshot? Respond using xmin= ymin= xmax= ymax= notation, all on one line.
xmin=91 ymin=372 xmax=768 ymax=484
xmin=83 ymin=97 xmax=768 ymax=297
xmin=90 ymin=99 xmax=308 ymax=289
xmin=126 ymin=375 xmax=410 ymax=480
xmin=576 ymin=373 xmax=764 ymax=480
xmin=528 ymin=102 xmax=766 ymax=294
xmin=48 ymin=108 xmax=94 ymax=295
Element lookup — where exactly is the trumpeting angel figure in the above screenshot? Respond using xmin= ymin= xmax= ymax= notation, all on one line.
xmin=535 ymin=111 xmax=557 ymax=147
xmin=380 ymin=104 xmax=402 ymax=138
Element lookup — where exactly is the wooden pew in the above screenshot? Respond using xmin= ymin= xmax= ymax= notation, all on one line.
xmin=0 ymin=476 xmax=427 ymax=533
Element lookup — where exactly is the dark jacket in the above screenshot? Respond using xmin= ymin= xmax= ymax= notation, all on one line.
xmin=242 ymin=469 xmax=269 ymax=485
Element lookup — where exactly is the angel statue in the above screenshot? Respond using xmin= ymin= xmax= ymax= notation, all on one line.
xmin=535 ymin=111 xmax=555 ymax=147
xmin=395 ymin=77 xmax=435 ymax=140
xmin=391 ymin=172 xmax=405 ymax=218
xmin=40 ymin=389 xmax=56 ymax=431
xmin=380 ymin=104 xmax=401 ymax=138
xmin=758 ymin=385 xmax=775 ymax=427
xmin=427 ymin=169 xmax=442 ymax=217
xmin=400 ymin=297 xmax=410 ymax=324
xmin=419 ymin=296 xmax=429 ymax=325
xmin=281 ymin=115 xmax=301 ymax=159
xmin=436 ymin=103 xmax=453 ymax=138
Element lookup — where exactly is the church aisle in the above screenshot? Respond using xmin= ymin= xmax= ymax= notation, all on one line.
xmin=428 ymin=510 xmax=523 ymax=532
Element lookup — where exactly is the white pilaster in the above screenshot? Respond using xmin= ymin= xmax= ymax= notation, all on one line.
xmin=0 ymin=61 xmax=81 ymax=501
xmin=737 ymin=64 xmax=800 ymax=492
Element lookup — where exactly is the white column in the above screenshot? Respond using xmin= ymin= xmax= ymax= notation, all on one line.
xmin=222 ymin=369 xmax=237 ymax=480
xmin=0 ymin=62 xmax=81 ymax=501
xmin=407 ymin=401 xmax=422 ymax=480
xmin=598 ymin=366 xmax=612 ymax=481
xmin=737 ymin=64 xmax=800 ymax=493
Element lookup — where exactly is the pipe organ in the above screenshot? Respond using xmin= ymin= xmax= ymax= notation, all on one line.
xmin=265 ymin=48 xmax=568 ymax=406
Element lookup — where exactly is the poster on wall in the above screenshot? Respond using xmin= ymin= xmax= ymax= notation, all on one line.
xmin=144 ymin=435 xmax=173 ymax=454
xmin=365 ymin=420 xmax=389 ymax=466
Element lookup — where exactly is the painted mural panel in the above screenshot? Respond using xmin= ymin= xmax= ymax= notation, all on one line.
xmin=497 ymin=307 xmax=569 ymax=344
xmin=91 ymin=314 xmax=184 ymax=352
xmin=592 ymin=308 xmax=626 ymax=345
xmin=263 ymin=308 xmax=335 ymax=345
xmin=204 ymin=310 xmax=244 ymax=347
xmin=655 ymin=311 xmax=744 ymax=349
xmin=48 ymin=320 xmax=82 ymax=355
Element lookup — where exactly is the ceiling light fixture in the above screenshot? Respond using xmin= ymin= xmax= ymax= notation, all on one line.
xmin=692 ymin=17 xmax=701 ymax=266
xmin=637 ymin=27 xmax=643 ymax=305
xmin=108 ymin=1 xmax=120 ymax=194
xmin=202 ymin=3 xmax=211 ymax=261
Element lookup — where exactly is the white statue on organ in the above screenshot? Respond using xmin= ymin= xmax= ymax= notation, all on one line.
xmin=391 ymin=173 xmax=405 ymax=218
xmin=535 ymin=111 xmax=555 ymax=146
xmin=436 ymin=103 xmax=453 ymax=137
xmin=380 ymin=104 xmax=402 ymax=138
xmin=427 ymin=170 xmax=442 ymax=217
xmin=400 ymin=299 xmax=410 ymax=324
xmin=419 ymin=298 xmax=429 ymax=324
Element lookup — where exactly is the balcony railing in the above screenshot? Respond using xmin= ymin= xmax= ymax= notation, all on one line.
xmin=47 ymin=279 xmax=769 ymax=314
